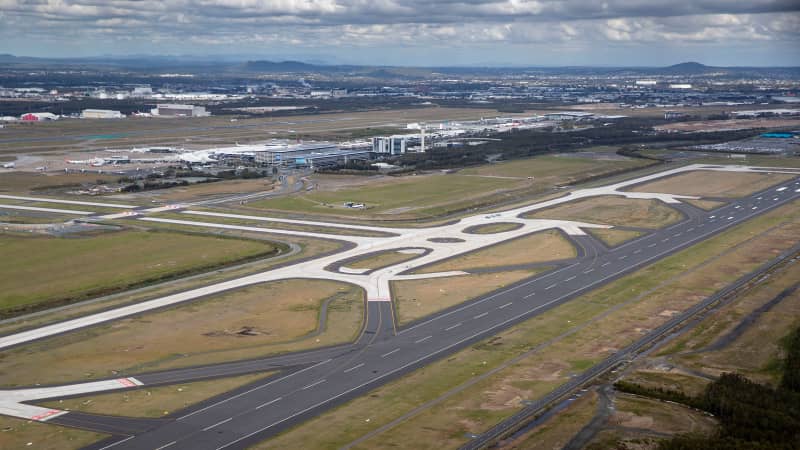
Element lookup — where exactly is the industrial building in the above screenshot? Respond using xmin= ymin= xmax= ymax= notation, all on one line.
xmin=543 ymin=112 xmax=595 ymax=121
xmin=150 ymin=104 xmax=210 ymax=117
xmin=372 ymin=135 xmax=417 ymax=155
xmin=253 ymin=142 xmax=370 ymax=168
xmin=81 ymin=109 xmax=125 ymax=119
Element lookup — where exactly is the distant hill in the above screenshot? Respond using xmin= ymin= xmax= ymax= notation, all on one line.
xmin=660 ymin=62 xmax=718 ymax=74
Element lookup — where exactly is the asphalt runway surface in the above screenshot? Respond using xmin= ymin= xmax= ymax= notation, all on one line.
xmin=48 ymin=175 xmax=798 ymax=450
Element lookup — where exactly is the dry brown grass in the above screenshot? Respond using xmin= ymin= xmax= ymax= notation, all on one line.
xmin=655 ymin=118 xmax=800 ymax=132
xmin=588 ymin=228 xmax=644 ymax=247
xmin=610 ymin=394 xmax=717 ymax=436
xmin=416 ymin=230 xmax=575 ymax=273
xmin=0 ymin=279 xmax=363 ymax=387
xmin=347 ymin=250 xmax=422 ymax=270
xmin=684 ymin=199 xmax=727 ymax=211
xmin=629 ymin=170 xmax=794 ymax=198
xmin=146 ymin=179 xmax=276 ymax=202
xmin=392 ymin=270 xmax=540 ymax=325
xmin=0 ymin=416 xmax=105 ymax=450
xmin=526 ymin=196 xmax=683 ymax=229
xmin=40 ymin=372 xmax=270 ymax=418
xmin=0 ymin=172 xmax=122 ymax=194
xmin=498 ymin=391 xmax=598 ymax=450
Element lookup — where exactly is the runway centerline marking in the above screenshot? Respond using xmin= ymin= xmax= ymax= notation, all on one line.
xmin=381 ymin=349 xmax=400 ymax=358
xmin=445 ymin=323 xmax=462 ymax=331
xmin=583 ymin=268 xmax=594 ymax=274
xmin=155 ymin=441 xmax=177 ymax=450
xmin=523 ymin=292 xmax=536 ymax=298
xmin=473 ymin=312 xmax=489 ymax=319
xmin=203 ymin=418 xmax=232 ymax=432
xmin=302 ymin=379 xmax=326 ymax=390
xmin=565 ymin=275 xmax=576 ymax=282
xmin=545 ymin=283 xmax=557 ymax=290
xmin=255 ymin=397 xmax=282 ymax=410
xmin=601 ymin=262 xmax=610 ymax=267
xmin=415 ymin=336 xmax=432 ymax=344
xmin=498 ymin=302 xmax=513 ymax=309
xmin=343 ymin=363 xmax=364 ymax=373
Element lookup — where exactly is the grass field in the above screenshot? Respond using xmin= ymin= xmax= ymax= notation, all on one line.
xmin=459 ymin=154 xmax=651 ymax=180
xmin=0 ymin=172 xmax=122 ymax=194
xmin=683 ymin=198 xmax=727 ymax=211
xmin=463 ymin=222 xmax=523 ymax=234
xmin=629 ymin=170 xmax=794 ymax=198
xmin=0 ymin=279 xmax=363 ymax=387
xmin=498 ymin=391 xmax=598 ymax=449
xmin=251 ymin=173 xmax=526 ymax=219
xmin=346 ymin=250 xmax=423 ymax=270
xmin=525 ymin=196 xmax=684 ymax=229
xmin=143 ymin=178 xmax=276 ymax=202
xmin=253 ymin=199 xmax=800 ymax=450
xmin=0 ymin=415 xmax=105 ymax=450
xmin=415 ymin=230 xmax=575 ymax=273
xmin=40 ymin=372 xmax=270 ymax=418
xmin=0 ymin=229 xmax=281 ymax=317
xmin=392 ymin=270 xmax=542 ymax=325
xmin=587 ymin=228 xmax=643 ymax=247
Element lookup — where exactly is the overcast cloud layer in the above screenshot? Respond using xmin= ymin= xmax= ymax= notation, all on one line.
xmin=1 ymin=0 xmax=798 ymax=66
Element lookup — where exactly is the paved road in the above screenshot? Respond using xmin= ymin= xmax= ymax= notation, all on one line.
xmin=70 ymin=176 xmax=800 ymax=449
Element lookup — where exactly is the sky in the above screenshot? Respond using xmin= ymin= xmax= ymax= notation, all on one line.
xmin=0 ymin=0 xmax=799 ymax=66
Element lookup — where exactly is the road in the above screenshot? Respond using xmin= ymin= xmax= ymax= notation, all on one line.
xmin=68 ymin=174 xmax=799 ymax=450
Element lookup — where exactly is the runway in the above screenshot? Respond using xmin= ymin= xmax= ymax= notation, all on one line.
xmin=73 ymin=174 xmax=799 ymax=450
xmin=0 ymin=166 xmax=798 ymax=449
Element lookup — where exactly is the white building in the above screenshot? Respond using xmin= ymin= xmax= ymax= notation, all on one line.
xmin=669 ymin=84 xmax=693 ymax=89
xmin=81 ymin=109 xmax=125 ymax=119
xmin=150 ymin=104 xmax=210 ymax=117
xmin=372 ymin=136 xmax=415 ymax=155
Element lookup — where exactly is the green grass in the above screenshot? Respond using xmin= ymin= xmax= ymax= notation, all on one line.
xmin=0 ymin=229 xmax=281 ymax=317
xmin=252 ymin=174 xmax=522 ymax=217
xmin=460 ymin=154 xmax=650 ymax=179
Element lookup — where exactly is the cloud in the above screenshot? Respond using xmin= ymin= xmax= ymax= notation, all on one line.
xmin=0 ymin=1 xmax=797 ymax=64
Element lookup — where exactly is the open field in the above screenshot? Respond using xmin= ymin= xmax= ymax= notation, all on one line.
xmin=40 ymin=372 xmax=270 ymax=418
xmin=0 ymin=107 xmax=520 ymax=155
xmin=683 ymin=198 xmax=726 ymax=211
xmin=497 ymin=392 xmax=598 ymax=450
xmin=0 ymin=231 xmax=340 ymax=338
xmin=0 ymin=171 xmax=123 ymax=195
xmin=0 ymin=415 xmax=105 ymax=450
xmin=415 ymin=230 xmax=575 ymax=273
xmin=659 ymin=258 xmax=800 ymax=384
xmin=139 ymin=178 xmax=276 ymax=202
xmin=525 ymin=196 xmax=683 ymax=229
xmin=463 ymin=222 xmax=523 ymax=234
xmin=392 ymin=270 xmax=541 ymax=325
xmin=254 ymin=199 xmax=800 ymax=450
xmin=655 ymin=118 xmax=800 ymax=132
xmin=0 ymin=229 xmax=280 ymax=317
xmin=151 ymin=211 xmax=395 ymax=237
xmin=251 ymin=173 xmax=527 ymax=219
xmin=610 ymin=393 xmax=717 ymax=435
xmin=459 ymin=154 xmax=651 ymax=180
xmin=629 ymin=170 xmax=795 ymax=198
xmin=587 ymin=228 xmax=643 ymax=247
xmin=346 ymin=250 xmax=423 ymax=270
xmin=0 ymin=279 xmax=363 ymax=387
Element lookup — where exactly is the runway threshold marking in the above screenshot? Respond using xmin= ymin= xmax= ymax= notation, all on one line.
xmin=343 ymin=363 xmax=364 ymax=373
xmin=255 ymin=398 xmax=282 ymax=410
xmin=445 ymin=323 xmax=462 ymax=331
xmin=415 ymin=336 xmax=432 ymax=344
xmin=203 ymin=418 xmax=232 ymax=432
xmin=381 ymin=349 xmax=400 ymax=358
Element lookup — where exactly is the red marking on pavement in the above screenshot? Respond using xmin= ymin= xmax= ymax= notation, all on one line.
xmin=117 ymin=378 xmax=136 ymax=387
xmin=31 ymin=409 xmax=62 ymax=421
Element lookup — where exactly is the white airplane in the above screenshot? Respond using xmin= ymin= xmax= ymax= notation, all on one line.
xmin=1 ymin=162 xmax=14 ymax=169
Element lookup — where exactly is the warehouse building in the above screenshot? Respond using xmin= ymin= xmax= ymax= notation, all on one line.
xmin=81 ymin=109 xmax=125 ymax=119
xmin=150 ymin=104 xmax=210 ymax=117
